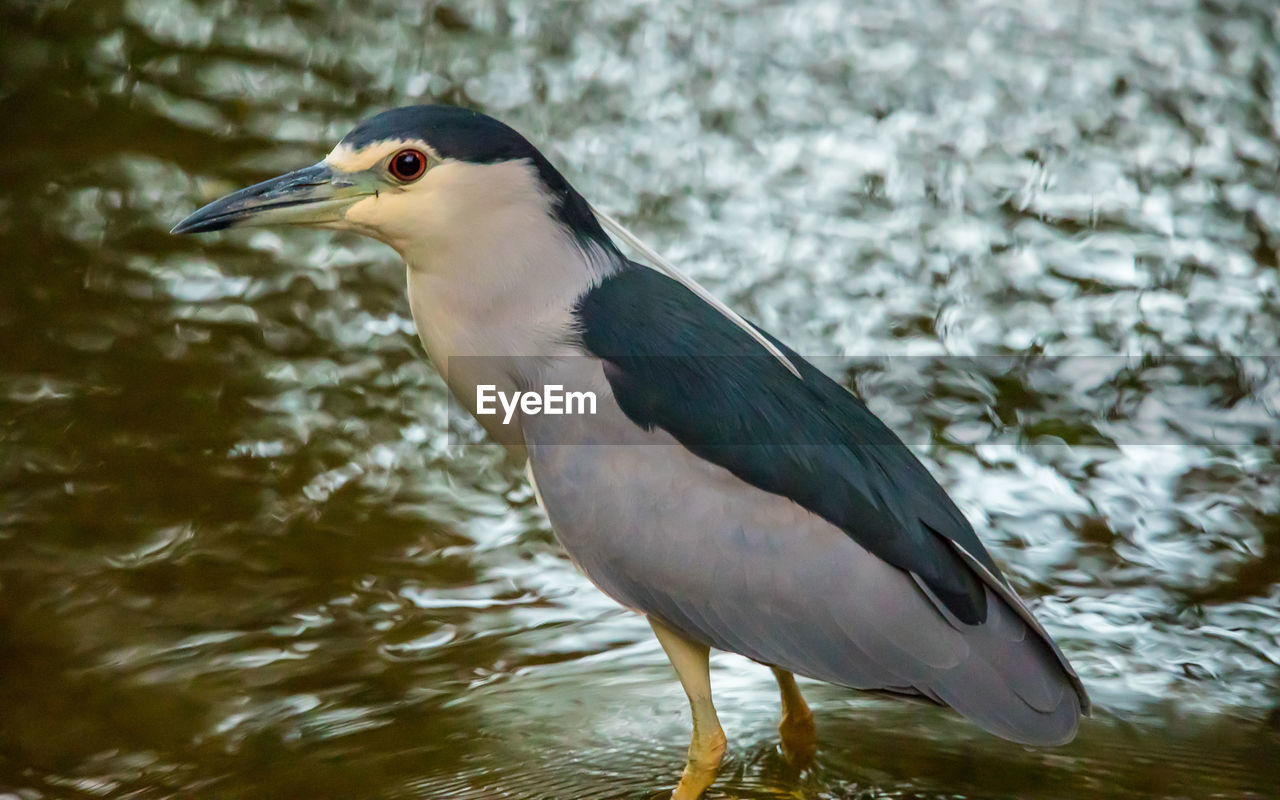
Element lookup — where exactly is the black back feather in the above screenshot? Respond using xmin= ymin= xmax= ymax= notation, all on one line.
xmin=575 ymin=265 xmax=995 ymax=625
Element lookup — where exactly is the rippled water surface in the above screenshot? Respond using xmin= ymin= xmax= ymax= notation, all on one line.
xmin=3 ymin=0 xmax=1280 ymax=797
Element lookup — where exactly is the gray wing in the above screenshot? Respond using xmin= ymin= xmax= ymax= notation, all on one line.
xmin=576 ymin=265 xmax=1009 ymax=628
xmin=524 ymin=400 xmax=1084 ymax=746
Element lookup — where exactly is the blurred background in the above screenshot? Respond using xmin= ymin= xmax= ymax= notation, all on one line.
xmin=2 ymin=0 xmax=1279 ymax=797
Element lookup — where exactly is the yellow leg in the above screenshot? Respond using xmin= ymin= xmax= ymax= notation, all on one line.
xmin=771 ymin=667 xmax=816 ymax=768
xmin=650 ymin=617 xmax=727 ymax=800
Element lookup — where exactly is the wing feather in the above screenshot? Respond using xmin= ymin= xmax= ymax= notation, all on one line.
xmin=535 ymin=263 xmax=1091 ymax=744
xmin=575 ymin=266 xmax=993 ymax=624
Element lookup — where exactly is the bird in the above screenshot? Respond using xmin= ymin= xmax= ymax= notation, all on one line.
xmin=173 ymin=104 xmax=1090 ymax=799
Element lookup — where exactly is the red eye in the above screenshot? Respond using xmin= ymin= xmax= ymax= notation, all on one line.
xmin=389 ymin=148 xmax=427 ymax=181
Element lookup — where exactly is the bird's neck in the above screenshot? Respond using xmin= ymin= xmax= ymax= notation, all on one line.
xmin=399 ymin=202 xmax=617 ymax=388
xmin=401 ymin=211 xmax=618 ymax=451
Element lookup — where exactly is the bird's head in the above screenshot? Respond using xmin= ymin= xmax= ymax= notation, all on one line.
xmin=173 ymin=105 xmax=612 ymax=266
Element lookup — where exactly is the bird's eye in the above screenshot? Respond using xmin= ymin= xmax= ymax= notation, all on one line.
xmin=389 ymin=148 xmax=428 ymax=182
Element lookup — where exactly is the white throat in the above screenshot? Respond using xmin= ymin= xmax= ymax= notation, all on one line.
xmin=343 ymin=158 xmax=615 ymax=381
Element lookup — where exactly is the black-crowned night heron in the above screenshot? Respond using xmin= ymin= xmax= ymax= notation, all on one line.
xmin=174 ymin=104 xmax=1089 ymax=799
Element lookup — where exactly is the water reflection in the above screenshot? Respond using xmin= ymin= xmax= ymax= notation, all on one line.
xmin=2 ymin=0 xmax=1278 ymax=797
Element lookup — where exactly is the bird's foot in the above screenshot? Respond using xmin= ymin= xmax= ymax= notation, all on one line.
xmin=670 ymin=726 xmax=726 ymax=800
xmin=778 ymin=707 xmax=816 ymax=769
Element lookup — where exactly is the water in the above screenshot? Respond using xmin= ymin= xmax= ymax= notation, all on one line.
xmin=2 ymin=0 xmax=1279 ymax=797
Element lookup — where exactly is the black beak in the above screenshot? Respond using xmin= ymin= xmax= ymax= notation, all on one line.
xmin=172 ymin=163 xmax=365 ymax=234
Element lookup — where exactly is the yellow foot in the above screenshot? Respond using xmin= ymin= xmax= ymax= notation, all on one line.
xmin=778 ymin=707 xmax=816 ymax=768
xmin=671 ymin=726 xmax=727 ymax=800
xmin=651 ymin=617 xmax=728 ymax=800
xmin=771 ymin=667 xmax=817 ymax=769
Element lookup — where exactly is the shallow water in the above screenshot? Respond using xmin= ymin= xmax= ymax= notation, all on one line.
xmin=2 ymin=0 xmax=1279 ymax=797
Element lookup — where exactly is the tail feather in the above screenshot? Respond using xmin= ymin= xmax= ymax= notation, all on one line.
xmin=905 ymin=538 xmax=1087 ymax=745
xmin=927 ymin=582 xmax=1083 ymax=745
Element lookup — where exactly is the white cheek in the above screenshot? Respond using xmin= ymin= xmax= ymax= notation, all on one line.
xmin=342 ymin=195 xmax=382 ymax=231
xmin=342 ymin=188 xmax=437 ymax=248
